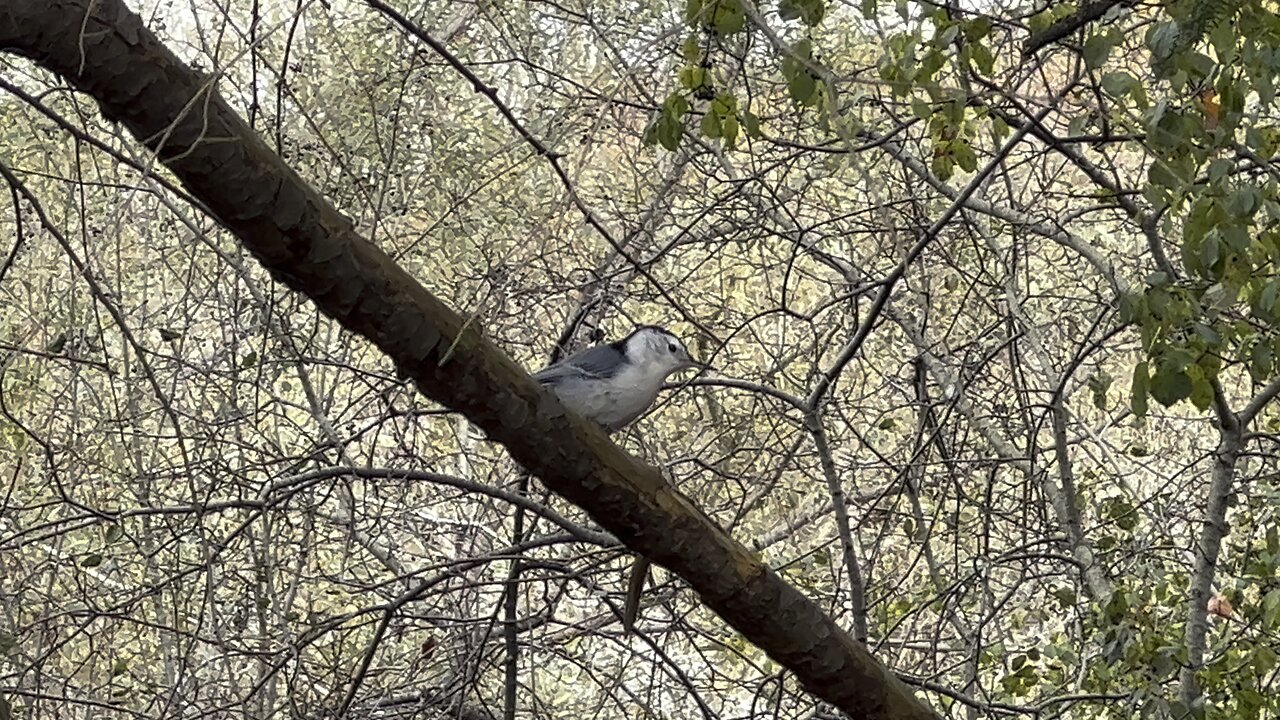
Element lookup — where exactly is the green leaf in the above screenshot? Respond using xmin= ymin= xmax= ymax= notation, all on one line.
xmin=1202 ymin=281 xmax=1231 ymax=312
xmin=937 ymin=24 xmax=960 ymax=46
xmin=1131 ymin=361 xmax=1150 ymax=417
xmin=712 ymin=0 xmax=746 ymax=34
xmin=721 ymin=115 xmax=739 ymax=148
xmin=682 ymin=34 xmax=702 ymax=62
xmin=1148 ymin=159 xmax=1182 ymax=191
xmin=645 ymin=112 xmax=683 ymax=151
xmin=992 ymin=114 xmax=1009 ymax=141
xmin=1027 ymin=9 xmax=1054 ymax=34
xmin=1187 ymin=52 xmax=1217 ymax=84
xmin=1193 ymin=322 xmax=1221 ymax=346
xmin=1267 ymin=199 xmax=1280 ymax=224
xmin=1101 ymin=71 xmax=1136 ymax=98
xmin=1164 ymin=347 xmax=1196 ymax=373
xmin=1149 ymin=366 xmax=1193 ymax=406
xmin=104 ymin=524 xmax=124 ymax=543
xmin=1219 ymin=77 xmax=1245 ymax=117
xmin=1226 ymin=184 xmax=1262 ymax=218
xmin=952 ymin=140 xmax=978 ymax=173
xmin=701 ymin=111 xmax=722 ymax=138
xmin=657 ymin=116 xmax=681 ymax=150
xmin=1083 ymin=33 xmax=1114 ymax=70
xmin=1258 ymin=278 xmax=1280 ymax=316
xmin=1146 ymin=21 xmax=1179 ymax=63
xmin=1118 ymin=291 xmax=1146 ymax=323
xmin=1149 ymin=109 xmax=1190 ymax=151
xmin=1198 ymin=350 xmax=1221 ymax=376
xmin=1189 ymin=373 xmax=1214 ymax=411
xmin=664 ymin=93 xmax=690 ymax=118
xmin=1200 ymin=231 xmax=1221 ymax=270
xmin=1104 ymin=590 xmax=1130 ymax=621
xmin=81 ymin=552 xmax=104 ymax=568
xmin=1207 ymin=158 xmax=1233 ymax=182
xmin=1250 ymin=341 xmax=1273 ymax=381
xmin=1147 ymin=286 xmax=1172 ymax=317
xmin=931 ymin=152 xmax=954 ymax=182
xmin=786 ymin=68 xmax=817 ymax=103
xmin=642 ymin=117 xmax=661 ymax=146
xmin=918 ymin=48 xmax=947 ymax=80
xmin=742 ymin=110 xmax=762 ymax=138
xmin=1104 ymin=497 xmax=1139 ymax=531
xmin=969 ymin=41 xmax=994 ymax=75
xmin=1265 ymin=589 xmax=1280 ymax=625
xmin=1209 ymin=21 xmax=1236 ymax=63
xmin=1221 ymin=223 xmax=1249 ymax=252
xmin=679 ymin=65 xmax=708 ymax=90
xmin=963 ymin=17 xmax=992 ymax=41
xmin=1246 ymin=126 xmax=1280 ymax=156
xmin=778 ymin=0 xmax=825 ymax=26
xmin=685 ymin=0 xmax=705 ymax=24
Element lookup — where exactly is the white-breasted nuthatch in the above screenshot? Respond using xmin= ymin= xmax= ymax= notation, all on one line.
xmin=534 ymin=325 xmax=705 ymax=432
xmin=533 ymin=324 xmax=706 ymax=636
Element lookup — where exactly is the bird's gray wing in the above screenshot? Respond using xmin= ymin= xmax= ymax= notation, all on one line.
xmin=533 ymin=344 xmax=624 ymax=384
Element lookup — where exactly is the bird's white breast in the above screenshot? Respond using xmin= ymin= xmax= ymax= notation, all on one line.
xmin=551 ymin=361 xmax=665 ymax=431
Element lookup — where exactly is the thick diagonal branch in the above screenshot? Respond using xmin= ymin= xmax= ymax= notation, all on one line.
xmin=1022 ymin=0 xmax=1131 ymax=56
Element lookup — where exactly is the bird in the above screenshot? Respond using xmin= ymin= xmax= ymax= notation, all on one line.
xmin=533 ymin=325 xmax=705 ymax=432
xmin=533 ymin=325 xmax=706 ymax=634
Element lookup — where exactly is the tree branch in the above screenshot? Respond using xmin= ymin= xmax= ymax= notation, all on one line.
xmin=1022 ymin=0 xmax=1131 ymax=57
xmin=1177 ymin=424 xmax=1243 ymax=711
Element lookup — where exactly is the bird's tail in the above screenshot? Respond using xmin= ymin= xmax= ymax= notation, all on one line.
xmin=622 ymin=556 xmax=651 ymax=635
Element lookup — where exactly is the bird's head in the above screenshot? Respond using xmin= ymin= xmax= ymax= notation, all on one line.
xmin=621 ymin=325 xmax=706 ymax=379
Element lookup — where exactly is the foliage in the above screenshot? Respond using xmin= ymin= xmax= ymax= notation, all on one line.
xmin=4 ymin=0 xmax=1280 ymax=718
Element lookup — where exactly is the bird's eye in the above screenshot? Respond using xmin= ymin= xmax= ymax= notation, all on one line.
xmin=667 ymin=343 xmax=677 ymax=353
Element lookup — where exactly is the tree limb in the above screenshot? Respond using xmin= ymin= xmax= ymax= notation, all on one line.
xmin=1022 ymin=0 xmax=1131 ymax=57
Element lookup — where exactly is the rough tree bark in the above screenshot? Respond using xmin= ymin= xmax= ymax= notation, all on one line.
xmin=0 ymin=1 xmax=939 ymax=718
xmin=1177 ymin=418 xmax=1242 ymax=714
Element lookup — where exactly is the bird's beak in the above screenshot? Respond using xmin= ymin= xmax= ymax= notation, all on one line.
xmin=684 ymin=357 xmax=712 ymax=372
